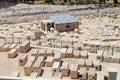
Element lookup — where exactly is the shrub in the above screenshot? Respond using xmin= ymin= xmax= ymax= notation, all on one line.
xmin=70 ymin=2 xmax=74 ymax=5
xmin=63 ymin=0 xmax=67 ymax=2
xmin=61 ymin=2 xmax=65 ymax=5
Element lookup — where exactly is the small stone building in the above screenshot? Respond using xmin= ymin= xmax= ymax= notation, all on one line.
xmin=41 ymin=15 xmax=79 ymax=32
xmin=41 ymin=19 xmax=54 ymax=32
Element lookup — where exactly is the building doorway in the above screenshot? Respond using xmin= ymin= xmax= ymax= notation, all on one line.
xmin=66 ymin=25 xmax=70 ymax=28
xmin=47 ymin=23 xmax=54 ymax=31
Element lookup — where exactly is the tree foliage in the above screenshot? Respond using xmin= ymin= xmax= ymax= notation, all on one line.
xmin=31 ymin=0 xmax=35 ymax=2
xmin=61 ymin=2 xmax=65 ymax=5
xmin=114 ymin=0 xmax=118 ymax=4
xmin=63 ymin=0 xmax=67 ymax=2
xmin=45 ymin=0 xmax=53 ymax=4
xmin=70 ymin=2 xmax=74 ymax=5
xmin=99 ymin=0 xmax=103 ymax=4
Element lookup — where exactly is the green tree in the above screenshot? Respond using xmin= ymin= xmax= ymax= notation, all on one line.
xmin=114 ymin=0 xmax=118 ymax=4
xmin=45 ymin=0 xmax=53 ymax=4
xmin=61 ymin=2 xmax=65 ymax=5
xmin=70 ymin=1 xmax=74 ymax=5
xmin=63 ymin=0 xmax=67 ymax=2
xmin=99 ymin=0 xmax=104 ymax=4
xmin=78 ymin=0 xmax=84 ymax=4
xmin=31 ymin=0 xmax=35 ymax=2
xmin=86 ymin=0 xmax=90 ymax=4
xmin=92 ymin=1 xmax=97 ymax=4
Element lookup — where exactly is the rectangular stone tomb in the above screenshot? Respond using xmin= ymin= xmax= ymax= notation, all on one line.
xmin=8 ymin=49 xmax=17 ymax=58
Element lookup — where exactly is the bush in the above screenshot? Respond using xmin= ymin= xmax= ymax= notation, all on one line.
xmin=76 ymin=3 xmax=79 ymax=5
xmin=70 ymin=2 xmax=74 ymax=5
xmin=78 ymin=0 xmax=84 ymax=4
xmin=61 ymin=2 xmax=65 ymax=5
xmin=77 ymin=31 xmax=82 ymax=34
xmin=92 ymin=1 xmax=97 ymax=4
xmin=63 ymin=0 xmax=67 ymax=2
xmin=113 ymin=16 xmax=117 ymax=19
xmin=85 ymin=0 xmax=90 ymax=4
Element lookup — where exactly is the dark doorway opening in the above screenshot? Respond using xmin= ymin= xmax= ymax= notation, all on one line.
xmin=66 ymin=25 xmax=70 ymax=28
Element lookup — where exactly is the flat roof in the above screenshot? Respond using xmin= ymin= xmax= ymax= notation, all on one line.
xmin=88 ymin=68 xmax=95 ymax=75
xmin=50 ymin=14 xmax=79 ymax=24
xmin=41 ymin=19 xmax=53 ymax=23
xmin=61 ymin=48 xmax=67 ymax=53
xmin=39 ymin=48 xmax=46 ymax=53
xmin=61 ymin=62 xmax=69 ymax=69
xmin=78 ymin=68 xmax=87 ymax=74
xmin=52 ymin=62 xmax=60 ymax=69
xmin=70 ymin=64 xmax=78 ymax=71
xmin=78 ymin=59 xmax=85 ymax=65
xmin=66 ymin=48 xmax=73 ymax=53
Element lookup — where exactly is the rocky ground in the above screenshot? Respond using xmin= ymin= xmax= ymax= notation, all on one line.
xmin=0 ymin=3 xmax=120 ymax=24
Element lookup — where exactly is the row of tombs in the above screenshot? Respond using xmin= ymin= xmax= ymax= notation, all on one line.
xmin=0 ymin=40 xmax=120 ymax=79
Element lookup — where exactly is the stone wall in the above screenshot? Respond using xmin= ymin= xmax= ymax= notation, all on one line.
xmin=55 ymin=22 xmax=79 ymax=32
